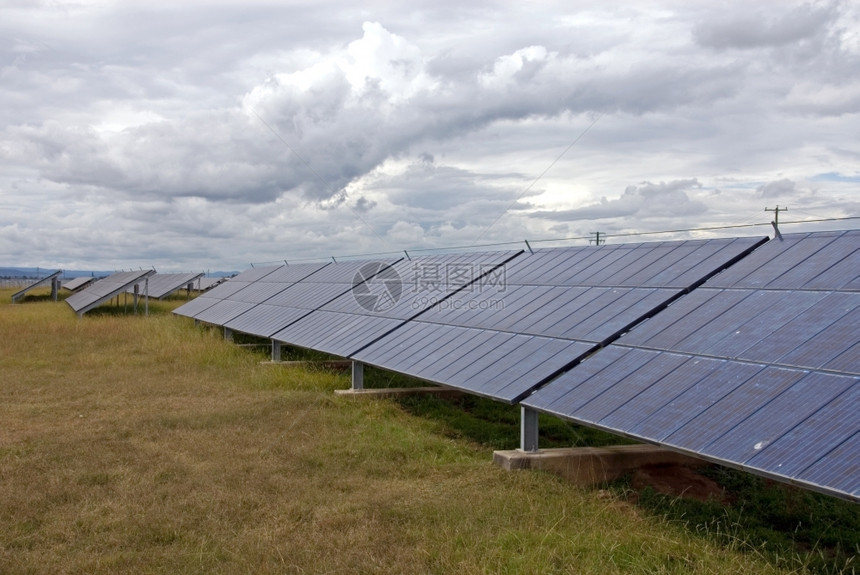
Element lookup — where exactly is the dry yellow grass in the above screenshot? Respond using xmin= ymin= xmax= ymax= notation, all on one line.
xmin=0 ymin=291 xmax=814 ymax=573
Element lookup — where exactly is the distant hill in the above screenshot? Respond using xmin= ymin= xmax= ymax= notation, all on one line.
xmin=0 ymin=267 xmax=236 ymax=279
xmin=0 ymin=267 xmax=109 ymax=279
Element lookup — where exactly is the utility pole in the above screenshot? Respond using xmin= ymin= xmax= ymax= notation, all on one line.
xmin=765 ymin=205 xmax=787 ymax=225
xmin=589 ymin=231 xmax=605 ymax=246
xmin=765 ymin=206 xmax=788 ymax=239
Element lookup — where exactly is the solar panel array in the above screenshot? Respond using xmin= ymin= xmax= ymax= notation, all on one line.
xmin=172 ymin=231 xmax=858 ymax=501
xmin=524 ymin=230 xmax=859 ymax=500
xmin=125 ymin=272 xmax=205 ymax=299
xmin=11 ymin=270 xmax=62 ymax=302
xmin=225 ymin=260 xmax=399 ymax=339
xmin=353 ymin=238 xmax=764 ymax=402
xmin=66 ymin=269 xmax=156 ymax=316
xmin=173 ymin=265 xmax=286 ymax=321
xmin=61 ymin=276 xmax=97 ymax=292
xmin=195 ymin=276 xmax=229 ymax=292
xmin=272 ymin=252 xmax=518 ymax=358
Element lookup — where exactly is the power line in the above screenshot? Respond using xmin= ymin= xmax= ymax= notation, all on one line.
xmin=248 ymin=215 xmax=859 ymax=267
xmin=472 ymin=112 xmax=602 ymax=245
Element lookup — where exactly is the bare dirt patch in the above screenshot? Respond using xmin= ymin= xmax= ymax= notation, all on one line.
xmin=628 ymin=463 xmax=727 ymax=503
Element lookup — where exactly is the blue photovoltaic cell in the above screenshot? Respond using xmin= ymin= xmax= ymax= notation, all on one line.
xmin=807 ymin=248 xmax=860 ymax=291
xmin=172 ymin=294 xmax=222 ymax=318
xmin=824 ymin=342 xmax=860 ymax=373
xmin=706 ymin=230 xmax=858 ymax=290
xmin=617 ymin=289 xmax=750 ymax=350
xmin=744 ymin=383 xmax=859 ymax=477
xmin=355 ymin=325 xmax=590 ymax=402
xmin=223 ymin=305 xmax=310 ymax=338
xmin=596 ymin=354 xmax=724 ymax=432
xmin=200 ymin=278 xmax=254 ymax=299
xmin=700 ymin=371 xmax=855 ymax=463
xmin=677 ymin=291 xmax=827 ymax=359
xmin=232 ymin=281 xmax=293 ymax=304
xmin=794 ymin=432 xmax=859 ymax=496
xmin=629 ymin=360 xmax=764 ymax=441
xmin=259 ymin=263 xmax=330 ymax=283
xmin=558 ymin=352 xmax=693 ymax=425
xmin=228 ymin=261 xmax=396 ymax=337
xmin=734 ymin=293 xmax=857 ymax=367
xmin=229 ymin=265 xmax=284 ymax=282
xmin=525 ymin=230 xmax=859 ymax=501
xmin=194 ymin=299 xmax=256 ymax=326
xmin=774 ymin=308 xmax=859 ymax=370
xmin=194 ymin=300 xmax=259 ymax=326
xmin=769 ymin=236 xmax=858 ymax=289
xmin=276 ymin=313 xmax=403 ymax=357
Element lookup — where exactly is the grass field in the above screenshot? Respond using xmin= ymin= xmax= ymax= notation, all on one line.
xmin=0 ymin=289 xmax=856 ymax=574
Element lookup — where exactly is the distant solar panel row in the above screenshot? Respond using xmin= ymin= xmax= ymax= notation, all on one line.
xmin=66 ymin=269 xmax=156 ymax=315
xmin=11 ymin=270 xmax=62 ymax=302
xmin=61 ymin=276 xmax=97 ymax=292
xmin=125 ymin=272 xmax=204 ymax=299
xmin=171 ymin=231 xmax=858 ymax=501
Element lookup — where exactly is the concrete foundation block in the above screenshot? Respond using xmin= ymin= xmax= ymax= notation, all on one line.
xmin=493 ymin=444 xmax=702 ymax=487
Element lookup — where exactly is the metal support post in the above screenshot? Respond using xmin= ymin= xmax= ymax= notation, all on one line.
xmin=352 ymin=361 xmax=364 ymax=390
xmin=224 ymin=327 xmax=233 ymax=341
xmin=520 ymin=406 xmax=539 ymax=452
xmin=133 ymin=284 xmax=139 ymax=314
xmin=271 ymin=340 xmax=282 ymax=362
xmin=51 ymin=277 xmax=58 ymax=302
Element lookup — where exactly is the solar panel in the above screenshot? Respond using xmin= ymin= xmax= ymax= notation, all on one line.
xmin=190 ymin=264 xmax=328 ymax=327
xmin=65 ymin=269 xmax=156 ymax=316
xmin=220 ymin=260 xmax=400 ymax=339
xmin=795 ymin=432 xmax=859 ymax=497
xmin=524 ymin=230 xmax=860 ymax=501
xmin=272 ymin=252 xmax=520 ymax=358
xmin=171 ymin=293 xmax=224 ymax=318
xmin=195 ymin=276 xmax=228 ymax=291
xmin=126 ymin=272 xmax=204 ymax=299
xmin=11 ymin=270 xmax=62 ymax=302
xmin=173 ymin=267 xmax=285 ymax=320
xmin=351 ymin=238 xmax=765 ymax=402
xmin=61 ymin=276 xmax=97 ymax=292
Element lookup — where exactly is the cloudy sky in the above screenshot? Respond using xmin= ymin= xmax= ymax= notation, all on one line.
xmin=2 ymin=0 xmax=858 ymax=272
